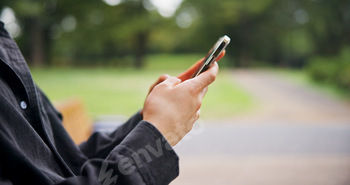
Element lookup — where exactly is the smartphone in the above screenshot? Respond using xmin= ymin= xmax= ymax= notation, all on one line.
xmin=191 ymin=35 xmax=231 ymax=78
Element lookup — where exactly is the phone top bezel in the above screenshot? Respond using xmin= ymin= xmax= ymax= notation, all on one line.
xmin=192 ymin=35 xmax=230 ymax=78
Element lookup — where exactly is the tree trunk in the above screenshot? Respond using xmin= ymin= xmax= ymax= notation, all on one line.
xmin=29 ymin=18 xmax=46 ymax=67
xmin=134 ymin=32 xmax=147 ymax=69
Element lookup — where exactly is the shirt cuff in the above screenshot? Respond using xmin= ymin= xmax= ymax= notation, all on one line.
xmin=107 ymin=120 xmax=179 ymax=185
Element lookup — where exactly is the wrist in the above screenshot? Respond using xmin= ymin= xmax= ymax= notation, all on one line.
xmin=143 ymin=117 xmax=179 ymax=146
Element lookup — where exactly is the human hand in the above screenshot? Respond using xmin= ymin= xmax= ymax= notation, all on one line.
xmin=140 ymin=50 xmax=225 ymax=116
xmin=140 ymin=74 xmax=171 ymax=115
xmin=177 ymin=50 xmax=225 ymax=82
xmin=144 ymin=50 xmax=225 ymax=96
xmin=142 ymin=62 xmax=219 ymax=146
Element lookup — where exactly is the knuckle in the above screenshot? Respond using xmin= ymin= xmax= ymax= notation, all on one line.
xmin=191 ymin=87 xmax=198 ymax=95
xmin=195 ymin=112 xmax=200 ymax=120
xmin=186 ymin=85 xmax=197 ymax=95
xmin=169 ymin=76 xmax=178 ymax=80
xmin=197 ymin=101 xmax=202 ymax=110
xmin=160 ymin=74 xmax=169 ymax=80
xmin=197 ymin=97 xmax=202 ymax=106
xmin=164 ymin=76 xmax=176 ymax=84
xmin=156 ymin=82 xmax=168 ymax=89
xmin=209 ymin=72 xmax=216 ymax=82
xmin=170 ymin=77 xmax=181 ymax=84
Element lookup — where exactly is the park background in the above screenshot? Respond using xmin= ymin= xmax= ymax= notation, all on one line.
xmin=1 ymin=0 xmax=349 ymax=118
xmin=1 ymin=0 xmax=350 ymax=184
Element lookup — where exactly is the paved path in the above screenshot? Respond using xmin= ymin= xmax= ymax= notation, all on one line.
xmin=171 ymin=70 xmax=350 ymax=185
xmin=224 ymin=70 xmax=350 ymax=124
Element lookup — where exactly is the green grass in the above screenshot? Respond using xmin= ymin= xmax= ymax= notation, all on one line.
xmin=201 ymin=71 xmax=255 ymax=118
xmin=31 ymin=54 xmax=254 ymax=119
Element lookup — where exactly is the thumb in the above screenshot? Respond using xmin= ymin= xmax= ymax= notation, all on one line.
xmin=184 ymin=62 xmax=219 ymax=92
xmin=177 ymin=58 xmax=205 ymax=81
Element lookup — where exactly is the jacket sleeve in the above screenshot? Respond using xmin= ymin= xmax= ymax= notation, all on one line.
xmin=58 ymin=121 xmax=179 ymax=185
xmin=79 ymin=111 xmax=143 ymax=159
xmin=38 ymin=88 xmax=179 ymax=185
xmin=0 ymin=166 xmax=12 ymax=185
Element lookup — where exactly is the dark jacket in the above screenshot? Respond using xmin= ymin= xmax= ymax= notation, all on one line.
xmin=0 ymin=22 xmax=179 ymax=185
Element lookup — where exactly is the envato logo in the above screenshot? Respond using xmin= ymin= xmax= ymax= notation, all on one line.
xmin=98 ymin=120 xmax=206 ymax=185
xmin=174 ymin=119 xmax=206 ymax=146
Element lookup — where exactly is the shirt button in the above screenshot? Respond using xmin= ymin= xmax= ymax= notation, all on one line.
xmin=20 ymin=101 xmax=27 ymax=110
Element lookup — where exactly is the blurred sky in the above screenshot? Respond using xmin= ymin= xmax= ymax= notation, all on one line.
xmin=103 ymin=0 xmax=183 ymax=17
xmin=1 ymin=0 xmax=184 ymax=38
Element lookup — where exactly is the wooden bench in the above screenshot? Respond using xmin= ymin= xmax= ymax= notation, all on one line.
xmin=55 ymin=98 xmax=92 ymax=145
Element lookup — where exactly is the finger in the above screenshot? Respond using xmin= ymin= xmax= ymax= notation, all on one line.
xmin=216 ymin=50 xmax=226 ymax=62
xmin=196 ymin=109 xmax=201 ymax=120
xmin=199 ymin=87 xmax=209 ymax=100
xmin=162 ymin=76 xmax=182 ymax=87
xmin=158 ymin=74 xmax=171 ymax=82
xmin=190 ymin=62 xmax=219 ymax=91
xmin=154 ymin=74 xmax=171 ymax=88
xmin=178 ymin=50 xmax=225 ymax=82
xmin=177 ymin=58 xmax=205 ymax=81
xmin=148 ymin=74 xmax=171 ymax=94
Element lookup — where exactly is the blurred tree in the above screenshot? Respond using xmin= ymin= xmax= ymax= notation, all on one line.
xmin=175 ymin=0 xmax=288 ymax=67
xmin=176 ymin=0 xmax=350 ymax=68
xmin=302 ymin=0 xmax=350 ymax=56
xmin=54 ymin=0 xmax=159 ymax=68
xmin=1 ymin=0 xmax=168 ymax=68
xmin=0 ymin=0 xmax=58 ymax=66
xmin=1 ymin=0 xmax=349 ymax=68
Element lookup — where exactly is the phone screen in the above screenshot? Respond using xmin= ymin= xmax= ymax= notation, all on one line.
xmin=191 ymin=35 xmax=230 ymax=78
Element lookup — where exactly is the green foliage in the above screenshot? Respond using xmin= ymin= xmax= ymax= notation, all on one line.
xmin=1 ymin=0 xmax=350 ymax=69
xmin=13 ymin=1 xmax=43 ymax=16
xmin=307 ymin=47 xmax=350 ymax=92
xmin=307 ymin=57 xmax=339 ymax=83
xmin=338 ymin=65 xmax=350 ymax=90
xmin=175 ymin=0 xmax=350 ymax=67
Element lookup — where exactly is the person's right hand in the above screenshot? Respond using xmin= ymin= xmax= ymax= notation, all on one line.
xmin=177 ymin=50 xmax=225 ymax=82
xmin=142 ymin=62 xmax=219 ymax=146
